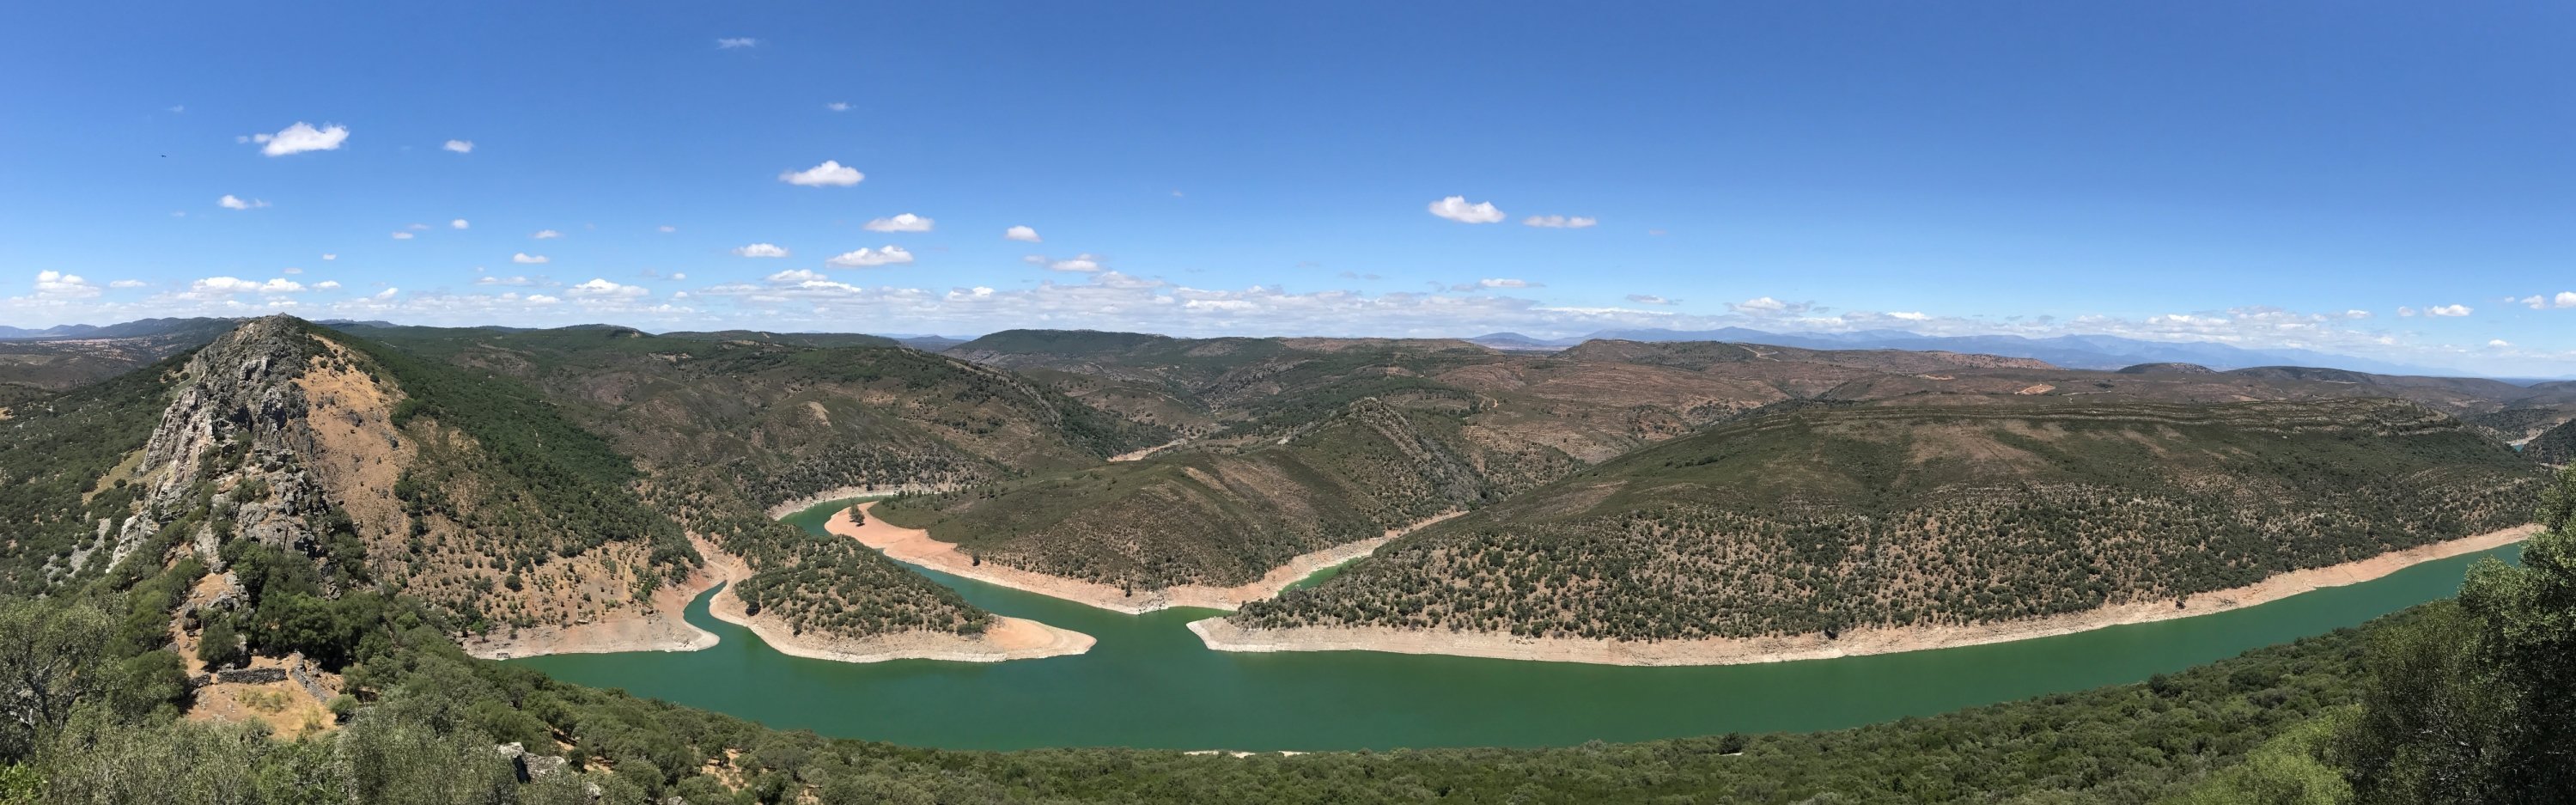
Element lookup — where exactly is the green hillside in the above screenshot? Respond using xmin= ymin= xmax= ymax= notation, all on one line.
xmin=2528 ymin=417 xmax=2576 ymax=465
xmin=878 ymin=394 xmax=1577 ymax=589
xmin=1235 ymin=397 xmax=2546 ymax=640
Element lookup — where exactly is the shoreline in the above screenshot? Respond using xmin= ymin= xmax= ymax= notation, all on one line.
xmin=828 ymin=503 xmax=1464 ymax=614
xmin=764 ymin=484 xmax=959 ymax=520
xmin=1189 ymin=523 xmax=2540 ymax=667
xmin=475 ymin=534 xmax=1093 ymax=663
xmin=703 ymin=579 xmax=1093 ymax=664
xmin=461 ymin=546 xmax=733 ymax=661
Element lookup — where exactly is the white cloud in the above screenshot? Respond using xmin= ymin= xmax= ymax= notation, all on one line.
xmin=475 ymin=276 xmax=535 ymax=286
xmin=1030 ymin=253 xmax=1103 ymax=272
xmin=442 ymin=139 xmax=473 ymax=154
xmin=825 ymin=246 xmax=915 ymax=267
xmin=1886 ymin=311 xmax=1932 ymax=320
xmin=2560 ymin=292 xmax=2576 ymax=309
xmin=512 ymin=253 xmax=550 ymax=264
xmin=281 ymin=267 xmax=302 ymax=274
xmin=320 ymin=253 xmax=337 ymax=261
xmin=670 ymin=272 xmax=686 ymax=281
xmin=314 ymin=280 xmax=342 ymax=290
xmin=168 ymin=106 xmax=185 ymax=113
xmin=716 ymin=37 xmax=758 ymax=49
xmin=532 ymin=229 xmax=562 ymax=240
xmin=825 ymin=101 xmax=852 ymax=112
xmin=862 ymin=213 xmax=934 ymax=232
xmin=1427 ymin=196 xmax=1506 ymax=224
xmin=109 ymin=279 xmax=147 ymax=289
xmin=247 ymin=122 xmax=349 ymax=156
xmin=2397 ymin=307 xmax=2418 ymax=317
xmin=390 ymin=232 xmax=415 ymax=240
xmin=1727 ymin=296 xmax=1817 ymax=316
xmin=2427 ymin=303 xmax=2472 ymax=317
xmin=373 ymin=288 xmax=399 ymax=300
xmin=191 ymin=277 xmax=304 ymax=295
xmin=1624 ymin=294 xmax=1676 ymax=305
xmin=779 ymin=160 xmax=864 ymax=186
xmin=407 ymin=223 xmax=431 ymax=230
xmin=656 ymin=225 xmax=677 ymax=234
xmin=1522 ymin=215 xmax=1598 ymax=229
xmin=2489 ymin=339 xmax=2512 ymax=348
xmin=2524 ymin=296 xmax=2548 ymax=309
xmin=2342 ymin=309 xmax=2370 ymax=319
xmin=568 ymin=278 xmax=649 ymax=298
xmin=767 ymin=269 xmax=829 ymax=283
xmin=522 ymin=293 xmax=557 ymax=304
xmin=733 ymin=243 xmax=790 ymax=258
xmin=1477 ymin=278 xmax=1537 ymax=289
xmin=1004 ymin=225 xmax=1042 ymax=242
xmin=217 ymin=194 xmax=269 ymax=210
xmin=450 ymin=219 xmax=470 ymax=229
xmin=32 ymin=271 xmax=100 ymax=299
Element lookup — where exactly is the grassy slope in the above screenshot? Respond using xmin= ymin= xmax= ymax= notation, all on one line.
xmin=1236 ymin=397 xmax=2545 ymax=640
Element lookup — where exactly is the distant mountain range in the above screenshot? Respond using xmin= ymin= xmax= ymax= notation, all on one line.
xmin=1471 ymin=327 xmax=2477 ymax=378
xmin=0 ymin=316 xmax=2535 ymax=381
xmin=0 ymin=317 xmax=239 ymax=341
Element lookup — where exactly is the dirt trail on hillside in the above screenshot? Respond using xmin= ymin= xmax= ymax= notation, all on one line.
xmin=830 ymin=503 xmax=1463 ymax=614
xmin=1190 ymin=524 xmax=2543 ymax=667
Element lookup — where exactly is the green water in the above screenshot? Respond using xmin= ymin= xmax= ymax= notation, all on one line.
xmin=515 ymin=500 xmax=2520 ymax=752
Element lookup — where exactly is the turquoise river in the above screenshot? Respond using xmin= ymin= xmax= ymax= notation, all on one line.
xmin=514 ymin=499 xmax=2521 ymax=752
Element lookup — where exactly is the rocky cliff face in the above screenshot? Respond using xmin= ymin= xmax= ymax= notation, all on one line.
xmin=109 ymin=316 xmax=334 ymax=570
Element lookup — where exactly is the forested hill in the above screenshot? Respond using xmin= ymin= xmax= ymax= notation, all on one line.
xmin=1234 ymin=397 xmax=2549 ymax=641
xmin=1 ymin=316 xmax=996 ymax=660
xmin=344 ymin=324 xmax=1171 ymax=509
xmin=2530 ymin=416 xmax=2576 ymax=466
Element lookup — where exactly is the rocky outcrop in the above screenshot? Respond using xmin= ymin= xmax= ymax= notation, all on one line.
xmin=109 ymin=316 xmax=334 ymax=570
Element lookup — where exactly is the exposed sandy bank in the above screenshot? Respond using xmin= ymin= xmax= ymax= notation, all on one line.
xmin=830 ymin=503 xmax=1463 ymax=614
xmin=463 ymin=547 xmax=728 ymax=661
xmin=472 ymin=535 xmax=1092 ymax=663
xmin=764 ymin=484 xmax=960 ymax=520
xmin=704 ymin=579 xmax=1093 ymax=663
xmin=1191 ymin=524 xmax=2541 ymax=667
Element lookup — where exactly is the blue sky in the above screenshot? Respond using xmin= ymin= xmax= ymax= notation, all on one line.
xmin=3 ymin=2 xmax=2571 ymax=375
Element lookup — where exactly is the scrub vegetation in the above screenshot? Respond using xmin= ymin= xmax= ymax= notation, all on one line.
xmin=1237 ymin=398 xmax=2546 ymax=640
xmin=5 ymin=463 xmax=2571 ymax=802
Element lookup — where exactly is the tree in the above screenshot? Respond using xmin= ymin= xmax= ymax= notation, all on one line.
xmin=197 ymin=619 xmax=247 ymax=669
xmin=0 ymin=600 xmax=113 ymax=760
xmin=2334 ymin=466 xmax=2576 ymax=802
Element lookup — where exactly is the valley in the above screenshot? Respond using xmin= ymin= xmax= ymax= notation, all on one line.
xmin=5 ymin=315 xmax=2569 ymax=802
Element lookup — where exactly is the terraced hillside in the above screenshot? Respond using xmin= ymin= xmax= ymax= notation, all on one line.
xmin=1233 ymin=397 xmax=2546 ymax=641
xmin=1 ymin=317 xmax=994 ymax=657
